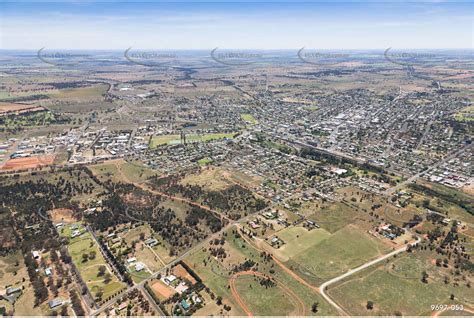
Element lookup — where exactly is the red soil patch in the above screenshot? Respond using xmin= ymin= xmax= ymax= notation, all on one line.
xmin=150 ymin=280 xmax=175 ymax=299
xmin=1 ymin=155 xmax=55 ymax=171
xmin=0 ymin=103 xmax=45 ymax=116
xmin=172 ymin=263 xmax=197 ymax=285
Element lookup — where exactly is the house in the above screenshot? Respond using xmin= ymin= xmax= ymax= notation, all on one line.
xmin=117 ymin=302 xmax=128 ymax=312
xmin=192 ymin=294 xmax=202 ymax=304
xmin=45 ymin=267 xmax=52 ymax=276
xmin=1 ymin=287 xmax=22 ymax=304
xmin=135 ymin=263 xmax=145 ymax=272
xmin=163 ymin=275 xmax=177 ymax=285
xmin=145 ymin=238 xmax=158 ymax=247
xmin=48 ymin=298 xmax=64 ymax=309
xmin=6 ymin=287 xmax=21 ymax=296
xmin=175 ymin=282 xmax=189 ymax=294
xmin=127 ymin=257 xmax=136 ymax=264
xmin=32 ymin=251 xmax=40 ymax=260
xmin=442 ymin=218 xmax=451 ymax=226
xmin=248 ymin=221 xmax=260 ymax=229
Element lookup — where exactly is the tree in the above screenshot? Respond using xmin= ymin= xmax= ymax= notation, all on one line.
xmin=216 ymin=296 xmax=223 ymax=306
xmin=95 ymin=290 xmax=104 ymax=301
xmin=104 ymin=273 xmax=112 ymax=284
xmin=367 ymin=301 xmax=374 ymax=310
xmin=421 ymin=271 xmax=429 ymax=283
xmin=81 ymin=253 xmax=89 ymax=263
xmin=311 ymin=302 xmax=319 ymax=313
xmin=60 ymin=305 xmax=68 ymax=316
xmin=98 ymin=265 xmax=106 ymax=276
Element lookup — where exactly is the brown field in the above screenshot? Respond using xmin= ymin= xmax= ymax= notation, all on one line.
xmin=172 ymin=263 xmax=197 ymax=285
xmin=462 ymin=183 xmax=474 ymax=196
xmin=1 ymin=155 xmax=55 ymax=170
xmin=49 ymin=208 xmax=77 ymax=223
xmin=150 ymin=280 xmax=175 ymax=299
xmin=0 ymin=102 xmax=45 ymax=116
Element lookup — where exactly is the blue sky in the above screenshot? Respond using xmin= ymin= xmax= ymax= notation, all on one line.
xmin=1 ymin=1 xmax=472 ymax=49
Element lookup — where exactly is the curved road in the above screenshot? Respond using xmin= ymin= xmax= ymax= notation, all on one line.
xmin=319 ymin=236 xmax=421 ymax=315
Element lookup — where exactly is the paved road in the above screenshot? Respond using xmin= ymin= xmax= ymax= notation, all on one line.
xmin=319 ymin=236 xmax=421 ymax=315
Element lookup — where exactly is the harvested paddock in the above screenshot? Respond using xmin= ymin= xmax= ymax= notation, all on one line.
xmin=1 ymin=155 xmax=55 ymax=170
xmin=0 ymin=102 xmax=45 ymax=116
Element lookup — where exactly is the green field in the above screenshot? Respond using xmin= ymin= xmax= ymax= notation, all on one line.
xmin=302 ymin=201 xmax=360 ymax=233
xmin=241 ymin=113 xmax=258 ymax=124
xmin=328 ymin=252 xmax=474 ymax=316
xmin=185 ymin=226 xmax=338 ymax=316
xmin=273 ymin=226 xmax=331 ymax=260
xmin=150 ymin=132 xmax=238 ymax=148
xmin=198 ymin=157 xmax=213 ymax=165
xmin=65 ymin=224 xmax=125 ymax=301
xmin=290 ymin=225 xmax=389 ymax=282
xmin=120 ymin=161 xmax=158 ymax=183
xmin=48 ymin=85 xmax=108 ymax=100
xmin=234 ymin=275 xmax=296 ymax=315
xmin=88 ymin=163 xmax=121 ymax=182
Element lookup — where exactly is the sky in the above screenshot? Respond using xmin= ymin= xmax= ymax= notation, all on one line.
xmin=0 ymin=1 xmax=473 ymax=50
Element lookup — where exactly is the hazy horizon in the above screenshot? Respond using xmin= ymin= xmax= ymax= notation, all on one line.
xmin=1 ymin=1 xmax=472 ymax=50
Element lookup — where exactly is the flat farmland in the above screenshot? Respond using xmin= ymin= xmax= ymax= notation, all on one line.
xmin=47 ymin=85 xmax=108 ymax=100
xmin=1 ymin=155 xmax=55 ymax=171
xmin=271 ymin=226 xmax=331 ymax=261
xmin=300 ymin=200 xmax=360 ymax=233
xmin=233 ymin=274 xmax=298 ymax=315
xmin=328 ymin=251 xmax=474 ymax=316
xmin=288 ymin=225 xmax=389 ymax=283
xmin=0 ymin=102 xmax=45 ymax=116
xmin=185 ymin=226 xmax=338 ymax=316
xmin=180 ymin=167 xmax=232 ymax=191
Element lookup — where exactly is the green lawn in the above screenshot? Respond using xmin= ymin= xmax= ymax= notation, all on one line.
xmin=241 ymin=113 xmax=258 ymax=124
xmin=67 ymin=227 xmax=125 ymax=301
xmin=149 ymin=134 xmax=181 ymax=147
xmin=197 ymin=158 xmax=213 ymax=165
